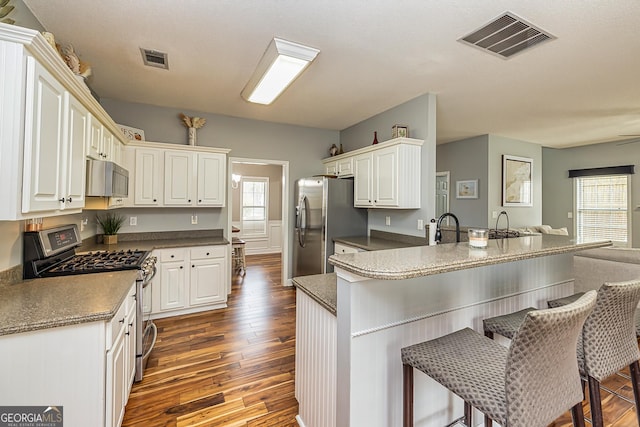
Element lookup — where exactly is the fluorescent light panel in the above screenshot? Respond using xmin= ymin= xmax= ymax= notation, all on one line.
xmin=241 ymin=38 xmax=319 ymax=105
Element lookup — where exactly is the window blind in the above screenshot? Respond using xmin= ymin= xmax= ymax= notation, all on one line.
xmin=575 ymin=175 xmax=628 ymax=243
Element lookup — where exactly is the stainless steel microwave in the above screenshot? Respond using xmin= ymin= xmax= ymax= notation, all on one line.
xmin=85 ymin=160 xmax=129 ymax=198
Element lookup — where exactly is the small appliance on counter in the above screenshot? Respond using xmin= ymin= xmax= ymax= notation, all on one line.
xmin=293 ymin=176 xmax=367 ymax=277
xmin=23 ymin=224 xmax=157 ymax=382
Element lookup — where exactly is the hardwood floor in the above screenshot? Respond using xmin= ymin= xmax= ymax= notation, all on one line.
xmin=122 ymin=253 xmax=298 ymax=427
xmin=122 ymin=252 xmax=639 ymax=426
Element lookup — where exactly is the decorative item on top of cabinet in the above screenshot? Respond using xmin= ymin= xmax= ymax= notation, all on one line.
xmin=372 ymin=131 xmax=379 ymax=145
xmin=179 ymin=113 xmax=206 ymax=146
xmin=117 ymin=123 xmax=145 ymax=141
xmin=329 ymin=144 xmax=338 ymax=156
xmin=392 ymin=124 xmax=409 ymax=138
xmin=338 ymin=143 xmax=344 ymax=155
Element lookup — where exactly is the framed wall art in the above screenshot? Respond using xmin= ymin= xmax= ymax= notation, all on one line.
xmin=392 ymin=124 xmax=409 ymax=139
xmin=502 ymin=154 xmax=532 ymax=206
xmin=456 ymin=180 xmax=478 ymax=199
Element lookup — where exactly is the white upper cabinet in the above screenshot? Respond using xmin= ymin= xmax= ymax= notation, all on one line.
xmin=0 ymin=26 xmax=129 ymax=219
xmin=326 ymin=138 xmax=423 ymax=209
xmin=197 ymin=152 xmax=226 ymax=206
xmin=133 ymin=147 xmax=162 ymax=206
xmin=164 ymin=150 xmax=195 ymax=205
xmin=125 ymin=142 xmax=229 ymax=208
xmin=22 ymin=57 xmax=88 ymax=214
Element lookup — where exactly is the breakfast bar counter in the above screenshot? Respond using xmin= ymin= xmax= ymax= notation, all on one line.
xmin=294 ymin=235 xmax=611 ymax=427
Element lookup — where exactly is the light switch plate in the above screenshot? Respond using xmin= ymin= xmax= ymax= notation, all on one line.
xmin=385 ymin=216 xmax=391 ymax=226
xmin=130 ymin=216 xmax=137 ymax=226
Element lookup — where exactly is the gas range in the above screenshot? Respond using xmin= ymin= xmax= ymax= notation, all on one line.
xmin=23 ymin=224 xmax=155 ymax=280
xmin=22 ymin=224 xmax=158 ymax=382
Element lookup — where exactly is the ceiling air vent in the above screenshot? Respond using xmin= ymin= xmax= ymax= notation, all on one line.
xmin=140 ymin=48 xmax=169 ymax=69
xmin=459 ymin=12 xmax=555 ymax=59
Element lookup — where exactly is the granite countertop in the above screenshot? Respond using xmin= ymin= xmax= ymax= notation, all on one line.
xmin=292 ymin=273 xmax=337 ymax=316
xmin=0 ymin=270 xmax=138 ymax=336
xmin=329 ymin=235 xmax=612 ymax=280
xmin=333 ymin=236 xmax=418 ymax=251
xmin=80 ymin=235 xmax=229 ymax=252
xmin=334 ymin=229 xmax=428 ymax=252
xmin=0 ymin=229 xmax=230 ymax=337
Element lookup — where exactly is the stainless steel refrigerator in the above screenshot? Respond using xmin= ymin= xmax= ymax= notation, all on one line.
xmin=293 ymin=176 xmax=367 ymax=277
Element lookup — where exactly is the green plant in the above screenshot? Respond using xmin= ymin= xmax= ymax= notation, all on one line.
xmin=96 ymin=213 xmax=125 ymax=235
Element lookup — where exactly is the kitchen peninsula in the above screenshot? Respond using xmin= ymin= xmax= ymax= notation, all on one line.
xmin=294 ymin=235 xmax=611 ymax=427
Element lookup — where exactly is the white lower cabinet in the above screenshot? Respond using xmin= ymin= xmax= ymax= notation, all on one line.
xmin=334 ymin=242 xmax=364 ymax=255
xmin=152 ymin=245 xmax=228 ymax=318
xmin=0 ymin=282 xmax=136 ymax=427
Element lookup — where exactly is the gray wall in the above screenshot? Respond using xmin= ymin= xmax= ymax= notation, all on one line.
xmin=231 ymin=163 xmax=282 ymax=222
xmin=436 ymin=134 xmax=542 ymax=229
xmin=436 ymin=135 xmax=489 ymax=227
xmin=543 ymin=141 xmax=640 ymax=246
xmin=9 ymin=0 xmax=45 ymax=31
xmin=339 ymin=93 xmax=437 ymax=237
xmin=487 ymin=135 xmax=542 ymax=229
xmin=100 ymin=98 xmax=338 ymax=278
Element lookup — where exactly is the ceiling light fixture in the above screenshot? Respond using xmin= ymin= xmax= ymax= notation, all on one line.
xmin=241 ymin=37 xmax=320 ymax=105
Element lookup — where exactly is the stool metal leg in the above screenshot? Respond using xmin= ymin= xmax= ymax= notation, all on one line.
xmin=630 ymin=361 xmax=640 ymax=424
xmin=588 ymin=376 xmax=604 ymax=427
xmin=463 ymin=402 xmax=472 ymax=426
xmin=571 ymin=402 xmax=586 ymax=427
xmin=403 ymin=364 xmax=413 ymax=427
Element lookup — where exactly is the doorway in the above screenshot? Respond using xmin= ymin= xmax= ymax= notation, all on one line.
xmin=227 ymin=157 xmax=290 ymax=287
xmin=435 ymin=171 xmax=450 ymax=221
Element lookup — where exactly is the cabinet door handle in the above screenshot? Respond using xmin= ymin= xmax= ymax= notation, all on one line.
xmin=66 ymin=197 xmax=73 ymax=203
xmin=188 ymin=199 xmax=191 ymax=203
xmin=192 ymin=265 xmax=195 ymax=268
xmin=59 ymin=197 xmax=65 ymax=202
xmin=119 ymin=318 xmax=125 ymax=324
xmin=179 ymin=266 xmax=183 ymax=269
xmin=171 ymin=255 xmax=174 ymax=258
xmin=199 ymin=199 xmax=202 ymax=203
xmin=153 ymin=199 xmax=157 ymax=202
xmin=206 ymin=252 xmax=210 ymax=256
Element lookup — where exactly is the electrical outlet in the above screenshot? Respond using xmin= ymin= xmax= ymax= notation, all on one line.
xmin=80 ymin=217 xmax=88 ymax=232
xmin=417 ymin=219 xmax=424 ymax=230
xmin=191 ymin=215 xmax=198 ymax=225
xmin=129 ymin=216 xmax=137 ymax=226
xmin=492 ymin=211 xmax=498 ymax=219
xmin=567 ymin=212 xmax=573 ymax=219
xmin=385 ymin=216 xmax=391 ymax=226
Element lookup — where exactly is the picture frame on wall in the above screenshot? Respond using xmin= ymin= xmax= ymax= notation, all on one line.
xmin=456 ymin=180 xmax=478 ymax=199
xmin=502 ymin=154 xmax=533 ymax=206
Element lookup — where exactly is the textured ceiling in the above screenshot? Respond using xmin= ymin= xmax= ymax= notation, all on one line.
xmin=22 ymin=0 xmax=640 ymax=148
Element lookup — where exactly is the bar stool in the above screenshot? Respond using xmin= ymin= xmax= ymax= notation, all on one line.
xmin=232 ymin=237 xmax=246 ymax=277
xmin=482 ymin=280 xmax=640 ymax=427
xmin=401 ymin=291 xmax=596 ymax=427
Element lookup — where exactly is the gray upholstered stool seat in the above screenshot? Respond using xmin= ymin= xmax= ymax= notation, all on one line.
xmin=402 ymin=328 xmax=508 ymax=422
xmin=481 ymin=281 xmax=640 ymax=427
xmin=482 ymin=307 xmax=536 ymax=340
xmin=402 ymin=291 xmax=597 ymax=427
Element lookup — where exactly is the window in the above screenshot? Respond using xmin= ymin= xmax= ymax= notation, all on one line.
xmin=241 ymin=177 xmax=269 ymax=237
xmin=575 ymin=175 xmax=630 ymax=245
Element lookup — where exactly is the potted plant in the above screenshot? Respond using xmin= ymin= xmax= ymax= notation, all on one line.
xmin=96 ymin=213 xmax=125 ymax=245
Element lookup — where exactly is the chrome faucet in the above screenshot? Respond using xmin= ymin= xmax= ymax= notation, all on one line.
xmin=435 ymin=212 xmax=460 ymax=243
xmin=495 ymin=210 xmax=510 ymax=234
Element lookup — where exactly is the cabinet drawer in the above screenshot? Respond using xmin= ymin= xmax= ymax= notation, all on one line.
xmin=158 ymin=248 xmax=187 ymax=262
xmin=334 ymin=242 xmax=363 ymax=254
xmin=190 ymin=245 xmax=226 ymax=260
xmin=106 ymin=298 xmax=127 ymax=350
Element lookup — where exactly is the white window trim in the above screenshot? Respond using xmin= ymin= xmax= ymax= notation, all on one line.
xmin=240 ymin=176 xmax=269 ymax=239
xmin=573 ymin=174 xmax=632 ymax=247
